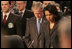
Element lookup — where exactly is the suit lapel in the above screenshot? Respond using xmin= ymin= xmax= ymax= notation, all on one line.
xmin=32 ymin=17 xmax=39 ymax=38
xmin=6 ymin=13 xmax=12 ymax=24
xmin=50 ymin=22 xmax=58 ymax=36
xmin=23 ymin=9 xmax=27 ymax=18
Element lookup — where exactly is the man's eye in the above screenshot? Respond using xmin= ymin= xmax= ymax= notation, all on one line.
xmin=45 ymin=3 xmax=47 ymax=5
xmin=5 ymin=4 xmax=7 ymax=5
xmin=45 ymin=15 xmax=48 ymax=16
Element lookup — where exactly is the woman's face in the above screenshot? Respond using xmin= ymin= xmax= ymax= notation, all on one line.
xmin=45 ymin=10 xmax=54 ymax=22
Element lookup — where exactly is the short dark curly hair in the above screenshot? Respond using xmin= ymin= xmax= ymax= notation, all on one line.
xmin=44 ymin=4 xmax=61 ymax=22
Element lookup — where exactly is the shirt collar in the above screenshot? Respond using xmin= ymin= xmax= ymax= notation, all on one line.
xmin=3 ymin=11 xmax=10 ymax=20
xmin=3 ymin=11 xmax=10 ymax=17
xmin=19 ymin=8 xmax=26 ymax=14
xmin=36 ymin=18 xmax=42 ymax=23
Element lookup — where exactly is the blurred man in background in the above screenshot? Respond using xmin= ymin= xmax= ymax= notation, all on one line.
xmin=58 ymin=15 xmax=71 ymax=48
xmin=16 ymin=1 xmax=34 ymax=36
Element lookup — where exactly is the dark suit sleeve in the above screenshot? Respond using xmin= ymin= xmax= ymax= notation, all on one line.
xmin=15 ymin=15 xmax=22 ymax=37
xmin=24 ymin=19 xmax=31 ymax=47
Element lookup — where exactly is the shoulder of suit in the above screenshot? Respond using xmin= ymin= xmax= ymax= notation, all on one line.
xmin=42 ymin=18 xmax=49 ymax=24
xmin=1 ymin=10 xmax=3 ymax=15
xmin=26 ymin=18 xmax=30 ymax=21
xmin=26 ymin=17 xmax=35 ymax=22
xmin=10 ymin=13 xmax=20 ymax=20
xmin=30 ymin=17 xmax=35 ymax=20
xmin=10 ymin=13 xmax=20 ymax=17
xmin=26 ymin=9 xmax=33 ymax=13
xmin=26 ymin=17 xmax=33 ymax=21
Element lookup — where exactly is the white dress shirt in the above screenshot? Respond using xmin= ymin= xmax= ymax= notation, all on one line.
xmin=19 ymin=9 xmax=26 ymax=16
xmin=3 ymin=12 xmax=10 ymax=21
xmin=36 ymin=18 xmax=42 ymax=34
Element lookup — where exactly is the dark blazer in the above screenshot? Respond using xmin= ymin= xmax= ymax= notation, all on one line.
xmin=15 ymin=9 xmax=34 ymax=18
xmin=15 ymin=9 xmax=34 ymax=36
xmin=24 ymin=17 xmax=43 ymax=48
xmin=1 ymin=12 xmax=22 ymax=36
xmin=41 ymin=19 xmax=59 ymax=48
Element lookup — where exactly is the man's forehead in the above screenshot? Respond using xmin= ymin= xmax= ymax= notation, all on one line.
xmin=16 ymin=1 xmax=24 ymax=3
xmin=34 ymin=11 xmax=42 ymax=14
xmin=34 ymin=9 xmax=42 ymax=12
xmin=43 ymin=1 xmax=51 ymax=3
xmin=1 ymin=1 xmax=9 ymax=4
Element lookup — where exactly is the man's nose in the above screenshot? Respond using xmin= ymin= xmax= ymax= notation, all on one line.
xmin=3 ymin=6 xmax=6 ymax=8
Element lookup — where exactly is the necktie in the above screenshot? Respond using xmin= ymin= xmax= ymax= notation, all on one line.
xmin=20 ymin=12 xmax=23 ymax=17
xmin=37 ymin=19 xmax=40 ymax=34
xmin=3 ymin=15 xmax=7 ymax=24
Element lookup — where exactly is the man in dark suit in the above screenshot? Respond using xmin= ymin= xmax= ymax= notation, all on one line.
xmin=1 ymin=1 xmax=22 ymax=36
xmin=24 ymin=1 xmax=44 ymax=48
xmin=15 ymin=1 xmax=34 ymax=36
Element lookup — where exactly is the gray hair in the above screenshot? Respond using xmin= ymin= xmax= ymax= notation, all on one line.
xmin=58 ymin=16 xmax=71 ymax=37
xmin=31 ymin=1 xmax=44 ymax=11
xmin=16 ymin=1 xmax=27 ymax=4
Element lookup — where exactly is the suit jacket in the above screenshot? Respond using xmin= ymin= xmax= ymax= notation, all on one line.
xmin=15 ymin=9 xmax=34 ymax=18
xmin=1 ymin=12 xmax=22 ymax=36
xmin=41 ymin=19 xmax=60 ymax=48
xmin=24 ymin=17 xmax=43 ymax=48
xmin=15 ymin=9 xmax=34 ymax=36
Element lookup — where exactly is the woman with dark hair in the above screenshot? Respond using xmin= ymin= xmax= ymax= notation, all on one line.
xmin=40 ymin=4 xmax=61 ymax=48
xmin=44 ymin=4 xmax=61 ymax=22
